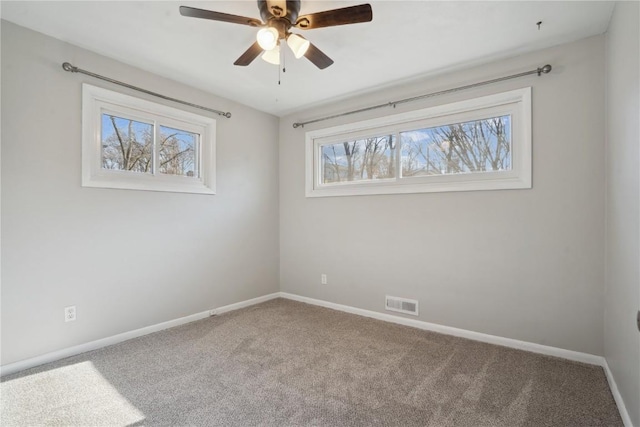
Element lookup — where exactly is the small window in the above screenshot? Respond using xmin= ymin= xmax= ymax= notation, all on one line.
xmin=320 ymin=134 xmax=397 ymax=184
xmin=83 ymin=84 xmax=216 ymax=194
xmin=157 ymin=125 xmax=198 ymax=177
xmin=306 ymin=88 xmax=531 ymax=197
xmin=399 ymin=115 xmax=512 ymax=177
xmin=101 ymin=114 xmax=154 ymax=173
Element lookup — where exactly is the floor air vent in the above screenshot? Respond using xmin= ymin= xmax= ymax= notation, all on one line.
xmin=385 ymin=296 xmax=419 ymax=316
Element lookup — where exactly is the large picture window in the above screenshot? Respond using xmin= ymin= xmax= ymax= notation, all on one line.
xmin=306 ymin=88 xmax=531 ymax=197
xmin=82 ymin=84 xmax=216 ymax=194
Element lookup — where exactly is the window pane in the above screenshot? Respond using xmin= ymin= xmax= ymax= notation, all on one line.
xmin=401 ymin=115 xmax=511 ymax=177
xmin=321 ymin=135 xmax=396 ymax=184
xmin=158 ymin=126 xmax=198 ymax=177
xmin=101 ymin=114 xmax=153 ymax=173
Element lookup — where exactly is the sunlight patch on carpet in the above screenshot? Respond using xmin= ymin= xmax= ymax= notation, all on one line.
xmin=1 ymin=361 xmax=145 ymax=426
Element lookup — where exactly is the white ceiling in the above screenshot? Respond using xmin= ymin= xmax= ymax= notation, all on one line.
xmin=1 ymin=1 xmax=614 ymax=116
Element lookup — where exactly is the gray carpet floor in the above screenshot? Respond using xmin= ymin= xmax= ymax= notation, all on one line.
xmin=1 ymin=298 xmax=623 ymax=426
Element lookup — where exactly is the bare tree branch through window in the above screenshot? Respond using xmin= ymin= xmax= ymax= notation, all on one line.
xmin=320 ymin=115 xmax=511 ymax=185
xmin=101 ymin=115 xmax=198 ymax=177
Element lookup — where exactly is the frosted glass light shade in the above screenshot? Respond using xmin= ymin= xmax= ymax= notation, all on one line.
xmin=261 ymin=45 xmax=280 ymax=65
xmin=287 ymin=33 xmax=310 ymax=59
xmin=256 ymin=27 xmax=279 ymax=51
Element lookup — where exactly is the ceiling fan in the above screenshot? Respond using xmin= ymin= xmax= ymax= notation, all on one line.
xmin=179 ymin=1 xmax=373 ymax=69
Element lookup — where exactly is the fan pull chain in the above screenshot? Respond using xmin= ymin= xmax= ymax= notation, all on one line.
xmin=278 ymin=45 xmax=281 ymax=85
xmin=278 ymin=45 xmax=286 ymax=86
xmin=282 ymin=49 xmax=286 ymax=74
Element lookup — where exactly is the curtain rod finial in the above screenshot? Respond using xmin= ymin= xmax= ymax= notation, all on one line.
xmin=62 ymin=62 xmax=78 ymax=72
xmin=538 ymin=64 xmax=552 ymax=76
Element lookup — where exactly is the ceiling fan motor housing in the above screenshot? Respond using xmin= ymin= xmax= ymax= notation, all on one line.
xmin=258 ymin=0 xmax=301 ymax=27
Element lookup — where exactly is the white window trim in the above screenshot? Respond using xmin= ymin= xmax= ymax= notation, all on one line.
xmin=82 ymin=83 xmax=216 ymax=195
xmin=305 ymin=87 xmax=532 ymax=197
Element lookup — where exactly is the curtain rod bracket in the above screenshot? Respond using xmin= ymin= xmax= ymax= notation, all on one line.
xmin=61 ymin=62 xmax=232 ymax=119
xmin=292 ymin=64 xmax=552 ymax=129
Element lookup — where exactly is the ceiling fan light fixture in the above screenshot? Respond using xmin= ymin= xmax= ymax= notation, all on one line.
xmin=256 ymin=27 xmax=279 ymax=51
xmin=261 ymin=45 xmax=280 ymax=65
xmin=286 ymin=33 xmax=310 ymax=59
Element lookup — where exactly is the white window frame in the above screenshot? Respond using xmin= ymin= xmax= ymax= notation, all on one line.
xmin=82 ymin=83 xmax=216 ymax=195
xmin=305 ymin=87 xmax=531 ymax=197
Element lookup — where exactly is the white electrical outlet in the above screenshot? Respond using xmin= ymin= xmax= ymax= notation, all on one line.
xmin=64 ymin=306 xmax=76 ymax=322
xmin=321 ymin=274 xmax=327 ymax=285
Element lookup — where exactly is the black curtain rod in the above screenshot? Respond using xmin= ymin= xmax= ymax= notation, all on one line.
xmin=62 ymin=62 xmax=232 ymax=118
xmin=292 ymin=64 xmax=552 ymax=129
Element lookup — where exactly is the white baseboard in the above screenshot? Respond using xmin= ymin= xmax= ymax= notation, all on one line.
xmin=212 ymin=293 xmax=279 ymax=315
xmin=0 ymin=292 xmax=280 ymax=377
xmin=603 ymin=359 xmax=634 ymax=427
xmin=279 ymin=292 xmax=605 ymax=365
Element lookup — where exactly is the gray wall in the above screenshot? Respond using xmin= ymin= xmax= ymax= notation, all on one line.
xmin=280 ymin=35 xmax=606 ymax=356
xmin=1 ymin=21 xmax=280 ymax=365
xmin=604 ymin=2 xmax=640 ymax=425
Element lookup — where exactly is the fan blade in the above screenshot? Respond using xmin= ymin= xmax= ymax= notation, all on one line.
xmin=234 ymin=42 xmax=264 ymax=66
xmin=179 ymin=6 xmax=263 ymax=27
xmin=266 ymin=0 xmax=287 ymax=18
xmin=295 ymin=4 xmax=372 ymax=30
xmin=304 ymin=43 xmax=334 ymax=69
